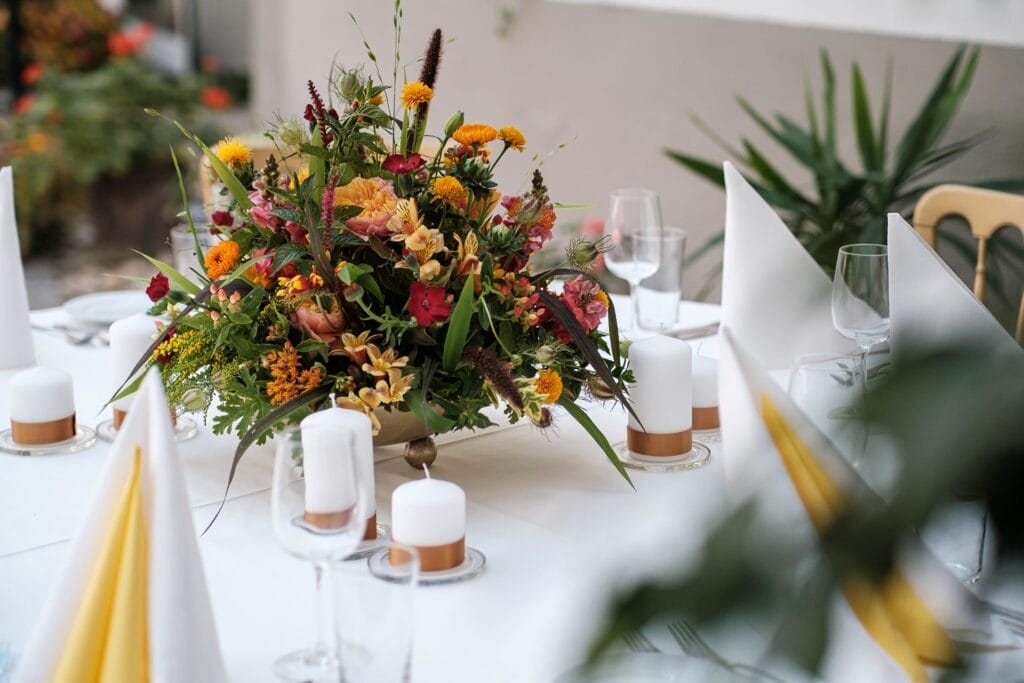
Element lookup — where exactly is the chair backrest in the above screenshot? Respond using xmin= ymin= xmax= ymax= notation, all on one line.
xmin=912 ymin=184 xmax=1024 ymax=344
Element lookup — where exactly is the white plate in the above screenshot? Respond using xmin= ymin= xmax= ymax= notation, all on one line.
xmin=62 ymin=291 xmax=151 ymax=327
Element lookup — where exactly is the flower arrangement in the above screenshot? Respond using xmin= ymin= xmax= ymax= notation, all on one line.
xmin=128 ymin=23 xmax=635 ymax=486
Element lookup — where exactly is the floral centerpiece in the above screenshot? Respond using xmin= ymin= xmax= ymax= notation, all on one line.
xmin=126 ymin=26 xmax=635 ymax=488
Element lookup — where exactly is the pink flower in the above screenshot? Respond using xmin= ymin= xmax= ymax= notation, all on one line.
xmin=283 ymin=221 xmax=308 ymax=245
xmin=561 ymin=275 xmax=608 ymax=332
xmin=290 ymin=300 xmax=347 ymax=353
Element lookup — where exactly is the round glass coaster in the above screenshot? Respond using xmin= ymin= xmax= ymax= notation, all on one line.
xmin=367 ymin=546 xmax=486 ymax=586
xmin=96 ymin=415 xmax=199 ymax=443
xmin=615 ymin=440 xmax=711 ymax=472
xmin=0 ymin=425 xmax=97 ymax=456
xmin=342 ymin=522 xmax=391 ymax=561
xmin=694 ymin=427 xmax=721 ymax=444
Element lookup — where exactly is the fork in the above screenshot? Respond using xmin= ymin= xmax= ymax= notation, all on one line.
xmin=668 ymin=621 xmax=785 ymax=682
xmin=622 ymin=628 xmax=660 ymax=654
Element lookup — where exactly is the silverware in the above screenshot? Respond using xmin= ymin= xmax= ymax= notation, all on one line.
xmin=983 ymin=600 xmax=1024 ymax=630
xmin=670 ymin=322 xmax=720 ymax=340
xmin=668 ymin=621 xmax=784 ymax=682
xmin=32 ymin=323 xmax=109 ymax=347
xmin=622 ymin=628 xmax=660 ymax=654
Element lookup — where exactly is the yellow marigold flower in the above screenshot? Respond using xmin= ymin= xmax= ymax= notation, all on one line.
xmin=452 ymin=123 xmax=497 ymax=147
xmin=213 ymin=137 xmax=252 ymax=166
xmin=431 ymin=176 xmax=466 ymax=207
xmin=595 ymin=290 xmax=610 ymax=308
xmin=401 ymin=81 xmax=433 ymax=109
xmin=497 ymin=126 xmax=526 ymax=151
xmin=205 ymin=239 xmax=240 ymax=280
xmin=26 ymin=131 xmax=49 ymax=153
xmin=534 ymin=368 xmax=563 ymax=404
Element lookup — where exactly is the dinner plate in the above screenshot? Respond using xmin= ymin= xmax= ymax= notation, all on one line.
xmin=62 ymin=290 xmax=151 ymax=327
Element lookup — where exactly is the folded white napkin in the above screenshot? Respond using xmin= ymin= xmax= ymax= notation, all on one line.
xmin=15 ymin=368 xmax=227 ymax=683
xmin=887 ymin=214 xmax=1022 ymax=358
xmin=720 ymin=161 xmax=853 ymax=499
xmin=0 ymin=167 xmax=36 ymax=370
xmin=721 ymin=328 xmax=1007 ymax=682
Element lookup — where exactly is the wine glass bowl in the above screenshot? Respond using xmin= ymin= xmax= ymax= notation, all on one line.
xmin=831 ymin=243 xmax=890 ymax=404
xmin=603 ymin=188 xmax=663 ymax=325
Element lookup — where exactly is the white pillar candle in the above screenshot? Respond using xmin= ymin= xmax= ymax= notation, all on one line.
xmin=628 ymin=335 xmax=693 ymax=433
xmin=627 ymin=335 xmax=693 ymax=457
xmin=391 ymin=478 xmax=465 ymax=548
xmin=692 ymin=355 xmax=718 ymax=408
xmin=9 ymin=366 xmax=76 ymax=444
xmin=302 ymin=406 xmax=376 ymax=538
xmin=109 ymin=314 xmax=158 ymax=412
xmin=300 ymin=423 xmax=358 ymax=524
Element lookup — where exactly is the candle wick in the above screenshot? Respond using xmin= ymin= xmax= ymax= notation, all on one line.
xmin=422 ymin=464 xmax=431 ymax=479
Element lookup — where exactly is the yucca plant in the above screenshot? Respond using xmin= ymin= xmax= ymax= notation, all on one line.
xmin=668 ymin=46 xmax=1024 ymax=284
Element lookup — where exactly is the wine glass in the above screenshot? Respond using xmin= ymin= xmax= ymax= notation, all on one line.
xmin=831 ymin=244 xmax=890 ymax=405
xmin=604 ymin=189 xmax=663 ymax=327
xmin=271 ymin=425 xmax=369 ymax=682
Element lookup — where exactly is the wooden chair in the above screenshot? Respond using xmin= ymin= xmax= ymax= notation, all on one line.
xmin=913 ymin=184 xmax=1024 ymax=344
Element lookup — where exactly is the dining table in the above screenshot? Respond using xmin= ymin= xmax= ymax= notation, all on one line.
xmin=1 ymin=296 xmax=1020 ymax=682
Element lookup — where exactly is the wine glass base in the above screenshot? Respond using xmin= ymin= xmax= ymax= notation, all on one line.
xmin=96 ymin=415 xmax=199 ymax=443
xmin=273 ymin=646 xmax=340 ymax=682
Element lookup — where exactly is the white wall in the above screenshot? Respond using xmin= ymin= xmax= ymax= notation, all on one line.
xmin=248 ymin=0 xmax=1024 ymax=300
xmin=556 ymin=0 xmax=1024 ymax=48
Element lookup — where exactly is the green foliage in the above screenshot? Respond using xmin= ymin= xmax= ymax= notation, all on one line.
xmin=667 ymin=46 xmax=1024 ymax=277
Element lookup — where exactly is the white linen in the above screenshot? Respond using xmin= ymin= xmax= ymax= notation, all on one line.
xmin=720 ymin=161 xmax=853 ymax=502
xmin=14 ymin=369 xmax=227 ymax=683
xmin=887 ymin=214 xmax=1022 ymax=358
xmin=0 ymin=167 xmax=35 ymax=370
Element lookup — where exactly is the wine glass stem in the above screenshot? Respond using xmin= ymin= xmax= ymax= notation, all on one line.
xmin=628 ymin=281 xmax=639 ymax=328
xmin=858 ymin=344 xmax=872 ymax=402
xmin=313 ymin=560 xmax=338 ymax=657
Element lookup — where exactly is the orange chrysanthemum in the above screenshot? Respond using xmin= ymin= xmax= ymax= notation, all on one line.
xmin=452 ymin=123 xmax=497 ymax=147
xmin=534 ymin=368 xmax=563 ymax=404
xmin=204 ymin=240 xmax=240 ymax=280
xmin=497 ymin=126 xmax=526 ymax=151
xmin=401 ymin=81 xmax=433 ymax=109
xmin=431 ymin=176 xmax=466 ymax=207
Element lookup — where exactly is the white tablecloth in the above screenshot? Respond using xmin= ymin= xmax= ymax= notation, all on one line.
xmin=1 ymin=300 xmax=730 ymax=682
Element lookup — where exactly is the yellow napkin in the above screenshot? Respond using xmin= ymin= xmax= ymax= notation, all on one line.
xmin=759 ymin=396 xmax=956 ymax=681
xmin=52 ymin=447 xmax=149 ymax=683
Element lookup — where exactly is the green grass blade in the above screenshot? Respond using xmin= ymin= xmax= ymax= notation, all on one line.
xmin=442 ymin=277 xmax=475 ymax=371
xmin=135 ymin=251 xmax=202 ymax=296
xmin=851 ymin=64 xmax=878 ymax=173
xmin=558 ymin=396 xmax=633 ymax=489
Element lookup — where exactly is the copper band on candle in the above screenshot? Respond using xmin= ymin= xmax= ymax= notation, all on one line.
xmin=363 ymin=512 xmax=378 ymax=541
xmin=692 ymin=406 xmax=720 ymax=431
xmin=303 ymin=507 xmax=353 ymax=530
xmin=113 ymin=407 xmax=177 ymax=431
xmin=390 ymin=537 xmax=465 ymax=572
xmin=626 ymin=426 xmax=692 ymax=457
xmin=11 ymin=414 xmax=76 ymax=445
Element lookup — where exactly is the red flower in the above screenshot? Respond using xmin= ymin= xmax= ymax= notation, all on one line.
xmin=12 ymin=95 xmax=35 ymax=115
xmin=211 ymin=210 xmax=234 ymax=227
xmin=201 ymin=86 xmax=232 ymax=110
xmin=382 ymin=153 xmax=425 ymax=175
xmin=145 ymin=273 xmax=169 ymax=302
xmin=407 ymin=281 xmax=452 ymax=327
xmin=21 ymin=63 xmax=43 ymax=86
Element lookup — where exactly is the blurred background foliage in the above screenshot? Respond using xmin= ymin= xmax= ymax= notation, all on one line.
xmin=590 ymin=340 xmax=1024 ymax=680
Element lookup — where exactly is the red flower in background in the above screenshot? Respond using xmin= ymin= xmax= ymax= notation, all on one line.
xmin=146 ymin=273 xmax=170 ymax=302
xmin=201 ymin=86 xmax=232 ymax=110
xmin=21 ymin=63 xmax=43 ymax=86
xmin=109 ymin=23 xmax=155 ymax=58
xmin=13 ymin=95 xmax=35 ymax=115
xmin=407 ymin=281 xmax=452 ymax=327
xmin=382 ymin=153 xmax=424 ymax=175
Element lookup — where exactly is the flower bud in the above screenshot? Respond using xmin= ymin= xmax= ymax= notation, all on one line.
xmin=587 ymin=376 xmax=616 ymax=400
xmin=570 ymin=240 xmax=600 ymax=266
xmin=180 ymin=388 xmax=208 ymax=413
xmin=444 ymin=111 xmax=465 ymax=139
xmin=339 ymin=71 xmax=362 ymax=101
xmin=618 ymin=339 xmax=632 ymax=358
xmin=278 ymin=120 xmax=305 ymax=147
xmin=229 ymin=291 xmax=241 ymax=304
xmin=535 ymin=345 xmax=556 ymax=365
xmin=210 ymin=310 xmax=221 ymax=323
